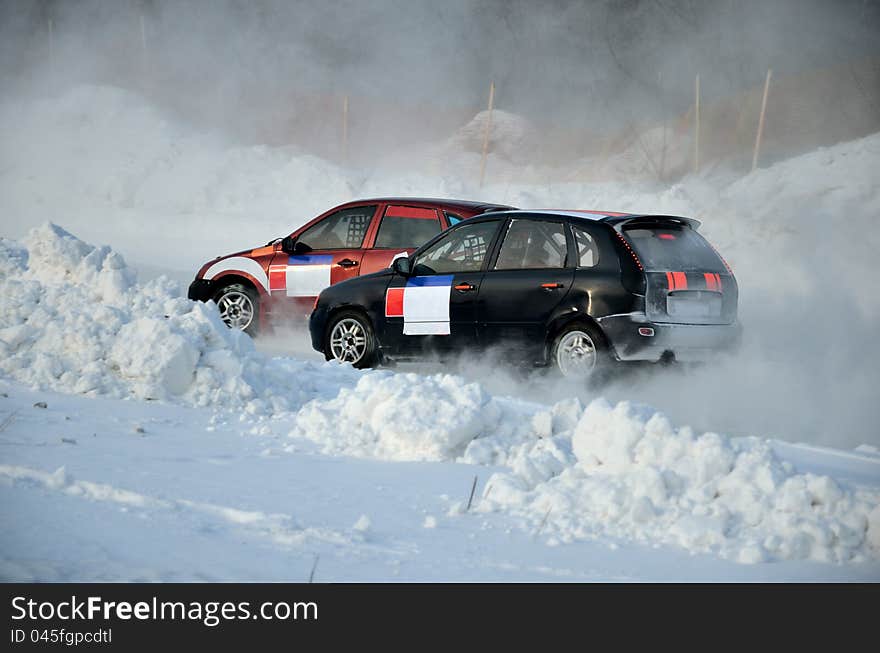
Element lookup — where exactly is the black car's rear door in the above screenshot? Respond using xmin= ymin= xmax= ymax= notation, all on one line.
xmin=382 ymin=220 xmax=503 ymax=356
xmin=477 ymin=217 xmax=574 ymax=357
xmin=622 ymin=222 xmax=737 ymax=325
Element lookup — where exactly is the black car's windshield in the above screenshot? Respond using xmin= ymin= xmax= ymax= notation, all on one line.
xmin=623 ymin=224 xmax=726 ymax=273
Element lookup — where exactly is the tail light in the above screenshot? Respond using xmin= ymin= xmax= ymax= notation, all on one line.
xmin=614 ymin=230 xmax=646 ymax=295
xmin=614 ymin=231 xmax=643 ymax=271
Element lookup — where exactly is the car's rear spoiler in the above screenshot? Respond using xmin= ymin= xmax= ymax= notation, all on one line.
xmin=603 ymin=214 xmax=702 ymax=231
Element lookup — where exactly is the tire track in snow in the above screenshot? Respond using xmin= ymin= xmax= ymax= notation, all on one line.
xmin=0 ymin=464 xmax=414 ymax=557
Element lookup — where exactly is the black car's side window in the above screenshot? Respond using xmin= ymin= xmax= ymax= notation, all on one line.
xmin=298 ymin=206 xmax=376 ymax=250
xmin=571 ymin=224 xmax=600 ymax=268
xmin=412 ymin=221 xmax=499 ymax=275
xmin=494 ymin=219 xmax=567 ymax=270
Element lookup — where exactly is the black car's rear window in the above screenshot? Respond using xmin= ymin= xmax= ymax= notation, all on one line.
xmin=623 ymin=225 xmax=726 ymax=273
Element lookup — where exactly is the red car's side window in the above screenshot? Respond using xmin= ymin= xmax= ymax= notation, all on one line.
xmin=298 ymin=206 xmax=376 ymax=250
xmin=373 ymin=205 xmax=443 ymax=250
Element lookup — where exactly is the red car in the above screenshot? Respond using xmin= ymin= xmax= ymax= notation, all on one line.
xmin=187 ymin=198 xmax=514 ymax=333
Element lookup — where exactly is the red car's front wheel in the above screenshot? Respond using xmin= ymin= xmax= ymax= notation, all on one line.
xmin=213 ymin=283 xmax=260 ymax=336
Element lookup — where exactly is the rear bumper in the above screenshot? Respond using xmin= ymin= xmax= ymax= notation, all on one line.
xmin=187 ymin=278 xmax=214 ymax=302
xmin=598 ymin=313 xmax=742 ymax=362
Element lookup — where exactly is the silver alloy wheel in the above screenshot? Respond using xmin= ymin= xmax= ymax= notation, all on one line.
xmin=329 ymin=318 xmax=368 ymax=364
xmin=555 ymin=329 xmax=598 ymax=378
xmin=217 ymin=290 xmax=255 ymax=331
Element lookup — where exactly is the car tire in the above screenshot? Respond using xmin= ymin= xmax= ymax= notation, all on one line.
xmin=324 ymin=310 xmax=378 ymax=369
xmin=213 ymin=283 xmax=260 ymax=336
xmin=550 ymin=322 xmax=609 ymax=383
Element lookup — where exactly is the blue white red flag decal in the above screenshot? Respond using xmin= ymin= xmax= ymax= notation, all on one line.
xmin=269 ymin=255 xmax=334 ymax=297
xmin=385 ymin=275 xmax=454 ymax=335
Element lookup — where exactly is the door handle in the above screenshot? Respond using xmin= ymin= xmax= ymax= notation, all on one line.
xmin=454 ymin=283 xmax=475 ymax=292
xmin=337 ymin=259 xmax=359 ymax=268
xmin=541 ymin=283 xmax=564 ymax=289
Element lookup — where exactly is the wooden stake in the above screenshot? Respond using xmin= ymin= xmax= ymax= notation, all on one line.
xmin=658 ymin=71 xmax=667 ymax=181
xmin=140 ymin=14 xmax=147 ymax=57
xmin=752 ymin=68 xmax=772 ymax=172
xmin=139 ymin=14 xmax=149 ymax=79
xmin=694 ymin=74 xmax=700 ymax=174
xmin=48 ymin=18 xmax=54 ymax=70
xmin=342 ymin=95 xmax=349 ymax=162
xmin=478 ymin=81 xmax=495 ymax=188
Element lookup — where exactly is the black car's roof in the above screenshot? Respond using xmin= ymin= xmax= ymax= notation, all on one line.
xmin=344 ymin=197 xmax=516 ymax=213
xmin=478 ymin=209 xmax=700 ymax=229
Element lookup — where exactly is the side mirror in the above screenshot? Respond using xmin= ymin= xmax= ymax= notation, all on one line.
xmin=281 ymin=236 xmax=312 ymax=255
xmin=392 ymin=256 xmax=412 ymax=276
xmin=292 ymin=240 xmax=312 ymax=255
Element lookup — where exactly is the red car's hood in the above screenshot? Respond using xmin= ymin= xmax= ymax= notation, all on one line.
xmin=196 ymin=244 xmax=275 ymax=278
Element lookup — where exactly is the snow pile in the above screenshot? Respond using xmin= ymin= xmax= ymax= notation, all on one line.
xmin=0 ymin=85 xmax=354 ymax=270
xmin=0 ymin=223 xmax=357 ymax=413
xmin=446 ymin=109 xmax=536 ymax=163
xmin=290 ymin=372 xmax=505 ymax=461
xmin=711 ymin=132 xmax=880 ymax=316
xmin=0 ymin=85 xmax=353 ymax=219
xmin=567 ymin=125 xmax=693 ymax=182
xmin=480 ymin=399 xmax=880 ymax=564
xmin=288 ymin=367 xmax=880 ymax=563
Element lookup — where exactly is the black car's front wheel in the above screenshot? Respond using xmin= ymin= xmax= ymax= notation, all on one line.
xmin=324 ymin=310 xmax=377 ymax=369
xmin=551 ymin=324 xmax=608 ymax=381
xmin=213 ymin=283 xmax=260 ymax=336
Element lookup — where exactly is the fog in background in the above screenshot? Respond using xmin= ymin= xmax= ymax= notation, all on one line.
xmin=1 ymin=0 xmax=879 ymax=451
xmin=2 ymin=0 xmax=879 ymax=161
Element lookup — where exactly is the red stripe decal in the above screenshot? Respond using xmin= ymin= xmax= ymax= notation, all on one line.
xmin=672 ymin=271 xmax=688 ymax=290
xmin=269 ymin=265 xmax=286 ymax=292
xmin=666 ymin=271 xmax=675 ymax=291
xmin=704 ymin=272 xmax=716 ymax=291
xmin=385 ymin=287 xmax=404 ymax=317
xmin=384 ymin=206 xmax=439 ymax=220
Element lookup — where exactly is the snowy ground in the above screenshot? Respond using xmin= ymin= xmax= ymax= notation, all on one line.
xmin=1 ymin=85 xmax=879 ymax=581
xmin=2 ymin=384 xmax=878 ymax=582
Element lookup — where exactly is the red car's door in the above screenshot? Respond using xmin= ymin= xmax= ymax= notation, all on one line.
xmin=360 ymin=204 xmax=446 ymax=274
xmin=267 ymin=204 xmax=378 ymax=312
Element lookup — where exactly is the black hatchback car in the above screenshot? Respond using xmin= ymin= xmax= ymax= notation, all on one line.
xmin=309 ymin=210 xmax=740 ymax=378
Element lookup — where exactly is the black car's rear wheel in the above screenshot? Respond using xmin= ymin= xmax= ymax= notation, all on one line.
xmin=324 ymin=310 xmax=377 ymax=369
xmin=213 ymin=283 xmax=260 ymax=336
xmin=551 ymin=324 xmax=608 ymax=381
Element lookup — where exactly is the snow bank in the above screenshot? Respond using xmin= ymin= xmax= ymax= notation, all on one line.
xmin=0 ymin=85 xmax=354 ymax=270
xmin=0 ymin=85 xmax=353 ymax=220
xmin=446 ymin=109 xmax=536 ymax=163
xmin=0 ymin=223 xmax=358 ymax=415
xmin=290 ymin=365 xmax=880 ymax=562
xmin=480 ymin=399 xmax=880 ymax=564
xmin=291 ymin=372 xmax=506 ymax=461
